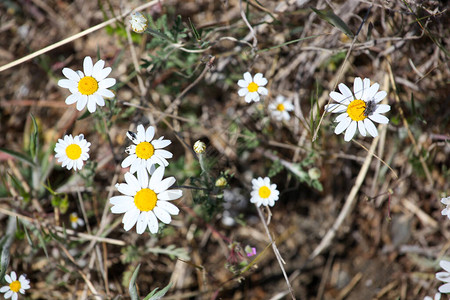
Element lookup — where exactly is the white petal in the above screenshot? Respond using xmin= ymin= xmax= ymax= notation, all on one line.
xmin=97 ymin=89 xmax=114 ymax=98
xmin=145 ymin=126 xmax=155 ymax=141
xmin=243 ymin=72 xmax=252 ymax=83
xmin=344 ymin=121 xmax=357 ymax=141
xmin=364 ymin=83 xmax=379 ymax=100
xmin=338 ymin=83 xmax=353 ymax=99
xmin=136 ymin=212 xmax=148 ymax=234
xmin=258 ymin=86 xmax=268 ymax=95
xmin=87 ymin=97 xmax=97 ymax=113
xmin=369 ymin=114 xmax=389 ymax=124
xmin=440 ymin=260 xmax=450 ymax=273
xmin=58 ymin=79 xmax=78 ymax=90
xmin=373 ymin=91 xmax=387 ymax=103
xmin=238 ymin=88 xmax=248 ymax=96
xmin=98 ymin=78 xmax=116 ymax=89
xmin=154 ymin=177 xmax=175 ymax=193
xmin=437 ymin=271 xmax=450 ymax=282
xmin=357 ymin=120 xmax=366 ymax=136
xmin=254 ymin=73 xmax=267 ymax=86
xmin=335 ymin=117 xmax=351 ymax=134
xmin=154 ymin=206 xmax=171 ymax=224
xmin=137 ymin=168 xmax=149 ymax=188
xmin=94 ymin=94 xmax=105 ymax=106
xmin=147 ymin=211 xmax=159 ymax=233
xmin=110 ymin=196 xmax=133 ymax=213
xmin=245 ymin=92 xmax=254 ymax=103
xmin=374 ymin=104 xmax=390 ymax=114
xmin=123 ymin=208 xmax=140 ymax=231
xmin=325 ymin=103 xmax=347 ymax=113
xmin=62 ymin=68 xmax=81 ymax=82
xmin=65 ymin=94 xmax=79 ymax=105
xmin=335 ymin=112 xmax=349 ymax=122
xmin=149 ymin=166 xmax=165 ymax=189
xmin=76 ymin=95 xmax=88 ymax=111
xmin=329 ymin=91 xmax=347 ymax=103
xmin=364 ymin=119 xmax=378 ymax=137
xmin=154 ymin=149 xmax=173 ymax=159
xmin=121 ymin=155 xmax=136 ymax=168
xmin=83 ymin=56 xmax=93 ymax=76
xmin=157 ymin=201 xmax=179 ymax=215
xmin=158 ymin=190 xmax=183 ymax=201
xmin=117 ymin=183 xmax=137 ymax=196
xmin=92 ymin=59 xmax=105 ymax=76
xmin=124 ymin=172 xmax=141 ymax=190
xmin=354 ymin=77 xmax=363 ymax=99
xmin=237 ymin=79 xmax=248 ymax=88
xmin=439 ymin=283 xmax=450 ymax=293
xmin=152 ymin=139 xmax=171 ymax=149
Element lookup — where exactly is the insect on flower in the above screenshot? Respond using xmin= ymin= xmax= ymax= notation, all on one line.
xmin=362 ymin=99 xmax=377 ymax=117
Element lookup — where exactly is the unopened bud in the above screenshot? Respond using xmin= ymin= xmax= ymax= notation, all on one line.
xmin=193 ymin=140 xmax=206 ymax=154
xmin=129 ymin=12 xmax=148 ymax=33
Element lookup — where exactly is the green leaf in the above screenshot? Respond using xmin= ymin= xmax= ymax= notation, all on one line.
xmin=0 ymin=217 xmax=17 ymax=280
xmin=29 ymin=113 xmax=39 ymax=160
xmin=311 ymin=7 xmax=354 ymax=38
xmin=144 ymin=283 xmax=172 ymax=300
xmin=0 ymin=148 xmax=36 ymax=167
xmin=188 ymin=17 xmax=201 ymax=41
xmin=129 ymin=264 xmax=141 ymax=300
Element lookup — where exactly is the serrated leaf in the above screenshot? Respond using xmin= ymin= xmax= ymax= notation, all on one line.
xmin=311 ymin=7 xmax=354 ymax=38
xmin=0 ymin=148 xmax=35 ymax=167
xmin=129 ymin=264 xmax=141 ymax=300
xmin=144 ymin=283 xmax=172 ymax=300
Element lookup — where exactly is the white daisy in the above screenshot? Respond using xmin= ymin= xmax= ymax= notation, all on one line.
xmin=268 ymin=95 xmax=294 ymax=121
xmin=54 ymin=134 xmax=90 ymax=171
xmin=436 ymin=260 xmax=450 ymax=293
xmin=441 ymin=197 xmax=450 ymax=219
xmin=325 ymin=77 xmax=390 ymax=142
xmin=250 ymin=177 xmax=280 ymax=207
xmin=58 ymin=56 xmax=116 ymax=113
xmin=121 ymin=124 xmax=173 ymax=178
xmin=0 ymin=271 xmax=30 ymax=300
xmin=237 ymin=72 xmax=268 ymax=103
xmin=69 ymin=212 xmax=85 ymax=229
xmin=424 ymin=292 xmax=441 ymax=300
xmin=109 ymin=166 xmax=182 ymax=234
xmin=129 ymin=12 xmax=148 ymax=33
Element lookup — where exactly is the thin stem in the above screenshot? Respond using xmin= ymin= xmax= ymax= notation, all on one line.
xmin=256 ymin=205 xmax=296 ymax=300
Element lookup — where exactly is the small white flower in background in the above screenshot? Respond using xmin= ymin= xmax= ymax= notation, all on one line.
xmin=193 ymin=140 xmax=206 ymax=154
xmin=0 ymin=271 xmax=30 ymax=300
xmin=250 ymin=177 xmax=279 ymax=207
xmin=110 ymin=166 xmax=182 ymax=234
xmin=58 ymin=56 xmax=116 ymax=113
xmin=121 ymin=124 xmax=173 ymax=178
xmin=129 ymin=12 xmax=148 ymax=33
xmin=268 ymin=95 xmax=294 ymax=121
xmin=441 ymin=197 xmax=450 ymax=219
xmin=325 ymin=77 xmax=390 ymax=142
xmin=69 ymin=212 xmax=85 ymax=229
xmin=436 ymin=260 xmax=450 ymax=293
xmin=237 ymin=72 xmax=268 ymax=103
xmin=424 ymin=292 xmax=441 ymax=300
xmin=54 ymin=134 xmax=90 ymax=171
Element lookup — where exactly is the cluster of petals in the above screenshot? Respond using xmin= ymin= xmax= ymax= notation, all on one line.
xmin=110 ymin=166 xmax=182 ymax=234
xmin=58 ymin=56 xmax=116 ymax=113
xmin=237 ymin=72 xmax=268 ymax=103
xmin=250 ymin=177 xmax=279 ymax=207
xmin=0 ymin=271 xmax=30 ymax=300
xmin=54 ymin=134 xmax=90 ymax=171
xmin=325 ymin=77 xmax=390 ymax=142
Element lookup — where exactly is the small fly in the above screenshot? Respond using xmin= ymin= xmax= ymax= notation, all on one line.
xmin=362 ymin=100 xmax=377 ymax=117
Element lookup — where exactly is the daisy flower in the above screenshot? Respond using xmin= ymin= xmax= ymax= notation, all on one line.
xmin=121 ymin=124 xmax=173 ymax=177
xmin=237 ymin=72 xmax=268 ymax=103
xmin=58 ymin=56 xmax=116 ymax=113
xmin=54 ymin=134 xmax=90 ymax=171
xmin=69 ymin=212 xmax=85 ymax=229
xmin=129 ymin=12 xmax=148 ymax=33
xmin=0 ymin=271 xmax=30 ymax=300
xmin=110 ymin=166 xmax=182 ymax=234
xmin=424 ymin=292 xmax=441 ymax=300
xmin=325 ymin=77 xmax=390 ymax=142
xmin=250 ymin=177 xmax=280 ymax=207
xmin=441 ymin=196 xmax=450 ymax=219
xmin=268 ymin=95 xmax=294 ymax=121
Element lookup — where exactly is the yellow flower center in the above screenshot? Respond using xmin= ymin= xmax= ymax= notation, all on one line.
xmin=66 ymin=144 xmax=82 ymax=160
xmin=78 ymin=76 xmax=99 ymax=95
xmin=70 ymin=214 xmax=79 ymax=223
xmin=276 ymin=103 xmax=285 ymax=111
xmin=134 ymin=188 xmax=157 ymax=211
xmin=9 ymin=280 xmax=21 ymax=293
xmin=258 ymin=186 xmax=271 ymax=199
xmin=347 ymin=99 xmax=367 ymax=121
xmin=135 ymin=142 xmax=154 ymax=160
xmin=247 ymin=82 xmax=259 ymax=93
